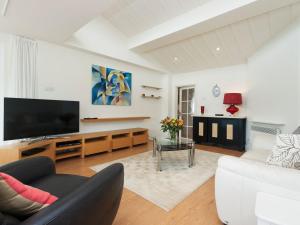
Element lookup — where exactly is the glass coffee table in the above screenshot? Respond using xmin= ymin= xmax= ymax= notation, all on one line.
xmin=153 ymin=138 xmax=195 ymax=171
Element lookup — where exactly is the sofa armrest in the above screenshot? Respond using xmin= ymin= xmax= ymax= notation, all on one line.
xmin=0 ymin=157 xmax=56 ymax=184
xmin=218 ymin=156 xmax=300 ymax=192
xmin=21 ymin=163 xmax=124 ymax=225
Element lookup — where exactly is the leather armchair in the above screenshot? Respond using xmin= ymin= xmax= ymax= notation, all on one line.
xmin=0 ymin=157 xmax=124 ymax=225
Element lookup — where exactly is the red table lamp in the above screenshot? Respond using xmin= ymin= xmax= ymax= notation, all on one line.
xmin=223 ymin=93 xmax=242 ymax=115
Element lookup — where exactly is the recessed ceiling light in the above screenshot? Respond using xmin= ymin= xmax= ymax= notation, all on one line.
xmin=216 ymin=47 xmax=221 ymax=52
xmin=173 ymin=56 xmax=179 ymax=62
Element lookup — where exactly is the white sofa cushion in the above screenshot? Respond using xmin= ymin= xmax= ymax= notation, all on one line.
xmin=267 ymin=134 xmax=300 ymax=169
xmin=218 ymin=156 xmax=300 ymax=193
xmin=242 ymin=149 xmax=270 ymax=162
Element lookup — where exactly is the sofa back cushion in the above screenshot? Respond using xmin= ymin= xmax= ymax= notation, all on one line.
xmin=0 ymin=172 xmax=58 ymax=217
xmin=267 ymin=134 xmax=300 ymax=169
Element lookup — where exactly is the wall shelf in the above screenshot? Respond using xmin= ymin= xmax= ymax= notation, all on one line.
xmin=81 ymin=117 xmax=151 ymax=123
xmin=141 ymin=94 xmax=161 ymax=99
xmin=141 ymin=85 xmax=162 ymax=90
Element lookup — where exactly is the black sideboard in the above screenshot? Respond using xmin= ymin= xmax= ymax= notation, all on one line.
xmin=193 ymin=116 xmax=246 ymax=151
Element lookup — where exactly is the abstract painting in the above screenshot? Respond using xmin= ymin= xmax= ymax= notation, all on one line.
xmin=92 ymin=65 xmax=132 ymax=106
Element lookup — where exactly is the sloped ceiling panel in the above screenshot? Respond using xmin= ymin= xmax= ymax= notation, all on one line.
xmin=101 ymin=0 xmax=212 ymax=37
xmin=0 ymin=0 xmax=121 ymax=43
xmin=142 ymin=3 xmax=300 ymax=73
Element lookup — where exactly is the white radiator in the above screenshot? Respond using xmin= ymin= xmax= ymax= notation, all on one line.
xmin=251 ymin=121 xmax=285 ymax=135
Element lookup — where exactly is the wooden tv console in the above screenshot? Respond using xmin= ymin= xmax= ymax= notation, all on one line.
xmin=0 ymin=128 xmax=148 ymax=164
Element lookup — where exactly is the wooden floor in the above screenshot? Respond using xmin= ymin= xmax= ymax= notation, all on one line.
xmin=56 ymin=142 xmax=243 ymax=225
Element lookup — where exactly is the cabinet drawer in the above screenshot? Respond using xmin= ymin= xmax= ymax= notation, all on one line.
xmin=84 ymin=139 xmax=110 ymax=155
xmin=112 ymin=136 xmax=131 ymax=149
xmin=133 ymin=134 xmax=148 ymax=145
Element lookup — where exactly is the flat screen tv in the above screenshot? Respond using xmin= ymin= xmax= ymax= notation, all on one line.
xmin=4 ymin=98 xmax=80 ymax=141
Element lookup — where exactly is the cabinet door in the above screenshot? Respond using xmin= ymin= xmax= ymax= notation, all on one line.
xmin=207 ymin=118 xmax=222 ymax=144
xmin=221 ymin=119 xmax=246 ymax=150
xmin=193 ymin=117 xmax=207 ymax=144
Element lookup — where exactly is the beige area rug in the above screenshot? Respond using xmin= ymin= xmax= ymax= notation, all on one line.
xmin=91 ymin=150 xmax=225 ymax=211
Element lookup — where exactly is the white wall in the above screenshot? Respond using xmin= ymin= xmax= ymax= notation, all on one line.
xmin=0 ymin=35 xmax=6 ymax=142
xmin=36 ymin=41 xmax=169 ymax=138
xmin=2 ymin=18 xmax=300 ymax=150
xmin=169 ymin=64 xmax=248 ymax=117
xmin=0 ymin=34 xmax=12 ymax=143
xmin=168 ymin=19 xmax=300 ymax=151
xmin=246 ymin=19 xmax=300 ymax=150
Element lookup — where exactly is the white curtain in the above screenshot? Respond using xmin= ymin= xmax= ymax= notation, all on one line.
xmin=6 ymin=36 xmax=38 ymax=98
xmin=0 ymin=34 xmax=38 ymax=143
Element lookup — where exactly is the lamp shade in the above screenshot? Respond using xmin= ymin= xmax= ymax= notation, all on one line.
xmin=223 ymin=93 xmax=242 ymax=105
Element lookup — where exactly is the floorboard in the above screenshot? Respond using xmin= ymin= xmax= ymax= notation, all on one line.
xmin=56 ymin=142 xmax=243 ymax=225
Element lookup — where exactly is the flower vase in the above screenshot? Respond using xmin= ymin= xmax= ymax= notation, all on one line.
xmin=169 ymin=130 xmax=177 ymax=141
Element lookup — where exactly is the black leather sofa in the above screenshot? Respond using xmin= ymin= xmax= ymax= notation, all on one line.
xmin=0 ymin=157 xmax=124 ymax=225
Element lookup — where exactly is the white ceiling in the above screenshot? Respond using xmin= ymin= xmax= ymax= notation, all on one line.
xmin=142 ymin=3 xmax=300 ymax=73
xmin=0 ymin=0 xmax=116 ymax=42
xmin=101 ymin=0 xmax=212 ymax=37
xmin=1 ymin=0 xmax=300 ymax=73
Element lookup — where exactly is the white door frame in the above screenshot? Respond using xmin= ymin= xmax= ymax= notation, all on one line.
xmin=177 ymin=85 xmax=195 ymax=140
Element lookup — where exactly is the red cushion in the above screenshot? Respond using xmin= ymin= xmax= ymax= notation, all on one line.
xmin=0 ymin=172 xmax=58 ymax=216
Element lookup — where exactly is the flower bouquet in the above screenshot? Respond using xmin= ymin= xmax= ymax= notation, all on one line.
xmin=160 ymin=117 xmax=184 ymax=140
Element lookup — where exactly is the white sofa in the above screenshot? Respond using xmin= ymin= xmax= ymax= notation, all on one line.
xmin=215 ymin=149 xmax=300 ymax=225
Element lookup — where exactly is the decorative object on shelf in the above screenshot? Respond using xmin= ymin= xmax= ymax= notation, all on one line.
xmin=223 ymin=93 xmax=242 ymax=115
xmin=201 ymin=106 xmax=205 ymax=115
xmin=92 ymin=65 xmax=132 ymax=106
xmin=160 ymin=117 xmax=184 ymax=141
xmin=212 ymin=84 xmax=221 ymax=97
xmin=141 ymin=85 xmax=162 ymax=100
xmin=141 ymin=93 xmax=161 ymax=99
xmin=215 ymin=114 xmax=224 ymax=117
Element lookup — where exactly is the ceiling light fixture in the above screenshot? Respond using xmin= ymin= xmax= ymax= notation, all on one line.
xmin=216 ymin=47 xmax=221 ymax=52
xmin=1 ymin=0 xmax=9 ymax=16
xmin=173 ymin=56 xmax=179 ymax=62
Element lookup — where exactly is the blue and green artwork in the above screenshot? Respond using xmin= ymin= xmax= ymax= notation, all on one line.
xmin=92 ymin=65 xmax=132 ymax=106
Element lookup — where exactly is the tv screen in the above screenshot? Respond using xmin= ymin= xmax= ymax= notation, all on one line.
xmin=4 ymin=98 xmax=80 ymax=141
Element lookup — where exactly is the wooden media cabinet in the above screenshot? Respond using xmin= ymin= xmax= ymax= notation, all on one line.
xmin=0 ymin=128 xmax=148 ymax=164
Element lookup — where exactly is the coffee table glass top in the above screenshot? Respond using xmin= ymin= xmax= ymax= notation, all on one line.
xmin=155 ymin=138 xmax=194 ymax=151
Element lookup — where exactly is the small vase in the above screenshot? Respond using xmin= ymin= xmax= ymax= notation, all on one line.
xmin=201 ymin=106 xmax=205 ymax=115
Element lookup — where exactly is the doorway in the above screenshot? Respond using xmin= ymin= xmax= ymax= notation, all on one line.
xmin=177 ymin=86 xmax=195 ymax=139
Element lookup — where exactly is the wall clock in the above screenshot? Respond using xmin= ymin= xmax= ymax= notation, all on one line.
xmin=212 ymin=84 xmax=221 ymax=97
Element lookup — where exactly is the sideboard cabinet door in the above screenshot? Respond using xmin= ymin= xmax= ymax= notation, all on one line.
xmin=220 ymin=118 xmax=246 ymax=151
xmin=207 ymin=118 xmax=222 ymax=145
xmin=193 ymin=117 xmax=207 ymax=144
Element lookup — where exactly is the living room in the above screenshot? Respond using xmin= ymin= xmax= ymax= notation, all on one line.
xmin=0 ymin=1 xmax=300 ymax=225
